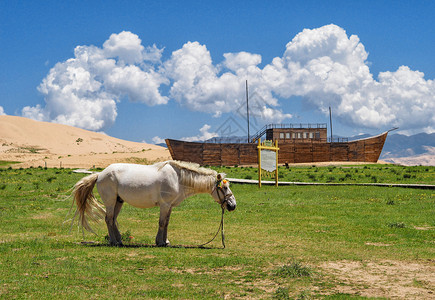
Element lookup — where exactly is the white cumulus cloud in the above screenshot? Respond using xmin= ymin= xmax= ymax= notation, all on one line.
xmin=181 ymin=124 xmax=218 ymax=142
xmin=23 ymin=31 xmax=168 ymax=131
xmin=164 ymin=41 xmax=291 ymax=122
xmin=26 ymin=25 xmax=435 ymax=134
xmin=151 ymin=136 xmax=166 ymax=144
xmin=0 ymin=106 xmax=5 ymax=115
xmin=260 ymin=24 xmax=435 ymax=132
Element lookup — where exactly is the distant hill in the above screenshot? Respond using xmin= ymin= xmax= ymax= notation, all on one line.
xmin=381 ymin=133 xmax=435 ymax=157
xmin=347 ymin=132 xmax=435 ymax=166
xmin=379 ymin=132 xmax=435 ymax=166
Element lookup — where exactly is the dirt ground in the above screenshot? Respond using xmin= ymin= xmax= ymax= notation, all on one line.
xmin=319 ymin=260 xmax=435 ymax=299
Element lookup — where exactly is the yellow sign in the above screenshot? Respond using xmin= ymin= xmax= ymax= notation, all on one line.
xmin=263 ymin=140 xmax=273 ymax=147
xmin=257 ymin=140 xmax=279 ymax=187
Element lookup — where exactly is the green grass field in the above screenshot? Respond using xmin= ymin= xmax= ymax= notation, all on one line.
xmin=211 ymin=164 xmax=435 ymax=185
xmin=0 ymin=165 xmax=434 ymax=299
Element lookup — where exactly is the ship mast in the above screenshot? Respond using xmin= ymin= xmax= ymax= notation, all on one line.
xmin=246 ymin=80 xmax=250 ymax=143
xmin=329 ymin=106 xmax=333 ymax=143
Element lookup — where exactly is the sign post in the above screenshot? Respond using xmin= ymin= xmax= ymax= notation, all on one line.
xmin=257 ymin=139 xmax=279 ymax=187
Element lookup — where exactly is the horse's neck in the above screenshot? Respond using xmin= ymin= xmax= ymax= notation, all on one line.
xmin=182 ymin=174 xmax=214 ymax=195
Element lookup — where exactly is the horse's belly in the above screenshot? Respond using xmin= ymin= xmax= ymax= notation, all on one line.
xmin=118 ymin=189 xmax=160 ymax=208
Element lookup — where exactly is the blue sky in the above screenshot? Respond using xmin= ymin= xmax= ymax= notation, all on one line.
xmin=1 ymin=1 xmax=435 ymax=143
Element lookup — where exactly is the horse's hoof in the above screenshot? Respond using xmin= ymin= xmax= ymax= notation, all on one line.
xmin=156 ymin=241 xmax=170 ymax=247
xmin=110 ymin=242 xmax=123 ymax=247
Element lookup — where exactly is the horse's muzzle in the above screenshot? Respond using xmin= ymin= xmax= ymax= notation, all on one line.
xmin=226 ymin=202 xmax=236 ymax=211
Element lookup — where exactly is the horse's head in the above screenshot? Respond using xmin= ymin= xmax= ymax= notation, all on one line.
xmin=211 ymin=173 xmax=236 ymax=211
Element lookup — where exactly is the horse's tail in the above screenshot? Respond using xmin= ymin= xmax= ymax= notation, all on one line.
xmin=72 ymin=173 xmax=105 ymax=233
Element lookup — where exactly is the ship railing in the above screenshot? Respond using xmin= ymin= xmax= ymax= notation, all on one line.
xmin=204 ymin=136 xmax=349 ymax=144
xmin=251 ymin=123 xmax=328 ymax=142
xmin=205 ymin=137 xmax=252 ymax=144
xmin=266 ymin=123 xmax=327 ymax=129
xmin=268 ymin=137 xmax=349 ymax=143
xmin=328 ymin=137 xmax=349 ymax=143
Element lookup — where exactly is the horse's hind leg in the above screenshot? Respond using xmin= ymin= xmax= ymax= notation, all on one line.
xmin=97 ymin=179 xmax=123 ymax=246
xmin=112 ymin=197 xmax=124 ymax=244
xmin=104 ymin=199 xmax=124 ymax=246
xmin=100 ymin=192 xmax=122 ymax=246
xmin=105 ymin=208 xmax=119 ymax=246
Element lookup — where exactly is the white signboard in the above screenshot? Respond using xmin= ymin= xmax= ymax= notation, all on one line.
xmin=261 ymin=149 xmax=276 ymax=172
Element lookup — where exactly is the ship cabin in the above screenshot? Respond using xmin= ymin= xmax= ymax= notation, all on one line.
xmin=264 ymin=123 xmax=328 ymax=143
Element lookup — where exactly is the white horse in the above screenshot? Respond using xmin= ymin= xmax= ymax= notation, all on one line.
xmin=72 ymin=160 xmax=236 ymax=246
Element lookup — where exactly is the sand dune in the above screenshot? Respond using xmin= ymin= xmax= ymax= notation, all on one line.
xmin=0 ymin=115 xmax=171 ymax=168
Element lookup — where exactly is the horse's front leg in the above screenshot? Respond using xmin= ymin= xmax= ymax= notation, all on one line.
xmin=156 ymin=205 xmax=172 ymax=247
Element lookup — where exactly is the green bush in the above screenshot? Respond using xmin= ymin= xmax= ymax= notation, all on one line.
xmin=274 ymin=261 xmax=312 ymax=278
xmin=388 ymin=222 xmax=406 ymax=228
xmin=273 ymin=287 xmax=290 ymax=299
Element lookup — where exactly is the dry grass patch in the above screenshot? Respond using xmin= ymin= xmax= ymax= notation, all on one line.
xmin=319 ymin=260 xmax=435 ymax=299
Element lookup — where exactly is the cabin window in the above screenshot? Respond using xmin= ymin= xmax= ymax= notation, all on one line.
xmin=297 ymin=132 xmax=302 ymax=139
xmin=292 ymin=132 xmax=296 ymax=139
xmin=315 ymin=132 xmax=320 ymax=140
xmin=309 ymin=132 xmax=314 ymax=139
xmin=279 ymin=133 xmax=284 ymax=139
xmin=285 ymin=133 xmax=290 ymax=139
xmin=304 ymin=132 xmax=309 ymax=139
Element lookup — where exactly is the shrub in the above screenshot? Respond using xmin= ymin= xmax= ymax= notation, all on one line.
xmin=273 ymin=287 xmax=290 ymax=299
xmin=326 ymin=175 xmax=336 ymax=182
xmin=33 ymin=182 xmax=40 ymax=190
xmin=46 ymin=176 xmax=56 ymax=183
xmin=388 ymin=222 xmax=406 ymax=228
xmin=274 ymin=261 xmax=312 ymax=278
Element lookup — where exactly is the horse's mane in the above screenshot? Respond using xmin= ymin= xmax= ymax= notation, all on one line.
xmin=156 ymin=160 xmax=219 ymax=192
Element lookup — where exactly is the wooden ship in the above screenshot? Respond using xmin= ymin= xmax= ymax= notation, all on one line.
xmin=165 ymin=123 xmax=393 ymax=166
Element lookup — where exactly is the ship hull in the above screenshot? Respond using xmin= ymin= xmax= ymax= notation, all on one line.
xmin=165 ymin=131 xmax=389 ymax=166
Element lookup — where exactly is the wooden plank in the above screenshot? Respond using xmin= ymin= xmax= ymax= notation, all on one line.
xmin=239 ymin=144 xmax=257 ymax=165
xmin=331 ymin=143 xmax=348 ymax=161
xmin=312 ymin=143 xmax=330 ymax=162
xmin=182 ymin=143 xmax=203 ymax=165
xmin=221 ymin=144 xmax=240 ymax=166
xmin=278 ymin=143 xmax=295 ymax=164
xmin=348 ymin=141 xmax=365 ymax=161
xmin=294 ymin=143 xmax=313 ymax=163
xmin=203 ymin=143 xmax=222 ymax=165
